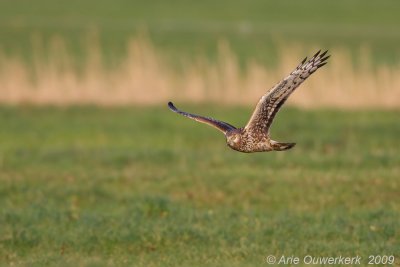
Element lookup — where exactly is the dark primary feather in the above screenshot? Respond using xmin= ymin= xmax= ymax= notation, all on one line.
xmin=168 ymin=102 xmax=237 ymax=134
xmin=244 ymin=50 xmax=329 ymax=135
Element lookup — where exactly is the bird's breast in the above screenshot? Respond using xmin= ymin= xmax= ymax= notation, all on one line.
xmin=227 ymin=133 xmax=272 ymax=153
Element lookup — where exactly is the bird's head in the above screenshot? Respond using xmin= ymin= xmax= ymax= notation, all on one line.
xmin=226 ymin=130 xmax=242 ymax=149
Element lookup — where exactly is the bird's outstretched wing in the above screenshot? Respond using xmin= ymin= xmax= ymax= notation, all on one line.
xmin=244 ymin=50 xmax=329 ymax=135
xmin=168 ymin=102 xmax=237 ymax=134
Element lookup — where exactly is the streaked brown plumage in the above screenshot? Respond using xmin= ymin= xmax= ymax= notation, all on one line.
xmin=168 ymin=50 xmax=329 ymax=153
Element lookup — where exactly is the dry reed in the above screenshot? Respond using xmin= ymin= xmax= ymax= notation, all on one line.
xmin=0 ymin=36 xmax=399 ymax=108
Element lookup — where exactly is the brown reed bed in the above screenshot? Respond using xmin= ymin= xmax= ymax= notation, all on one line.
xmin=0 ymin=36 xmax=399 ymax=108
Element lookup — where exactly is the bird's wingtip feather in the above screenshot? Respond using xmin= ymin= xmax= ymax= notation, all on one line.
xmin=168 ymin=101 xmax=177 ymax=111
xmin=313 ymin=50 xmax=321 ymax=58
xmin=319 ymin=50 xmax=328 ymax=58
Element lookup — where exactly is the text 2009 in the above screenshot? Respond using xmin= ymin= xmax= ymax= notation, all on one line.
xmin=368 ymin=255 xmax=394 ymax=265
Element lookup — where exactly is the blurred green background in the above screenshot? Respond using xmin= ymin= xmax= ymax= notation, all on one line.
xmin=1 ymin=0 xmax=400 ymax=65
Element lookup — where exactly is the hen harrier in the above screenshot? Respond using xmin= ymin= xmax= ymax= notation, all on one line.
xmin=168 ymin=50 xmax=329 ymax=153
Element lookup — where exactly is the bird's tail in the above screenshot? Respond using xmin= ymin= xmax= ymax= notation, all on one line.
xmin=271 ymin=140 xmax=296 ymax=151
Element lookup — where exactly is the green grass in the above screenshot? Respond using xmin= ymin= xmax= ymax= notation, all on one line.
xmin=0 ymin=105 xmax=399 ymax=266
xmin=1 ymin=0 xmax=400 ymax=65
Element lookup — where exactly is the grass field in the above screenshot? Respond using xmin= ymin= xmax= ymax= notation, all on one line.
xmin=0 ymin=1 xmax=399 ymax=266
xmin=0 ymin=106 xmax=399 ymax=266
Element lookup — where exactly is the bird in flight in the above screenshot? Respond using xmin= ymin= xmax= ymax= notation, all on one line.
xmin=168 ymin=50 xmax=329 ymax=153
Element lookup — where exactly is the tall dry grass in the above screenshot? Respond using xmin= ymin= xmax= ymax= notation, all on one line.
xmin=0 ymin=36 xmax=399 ymax=108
